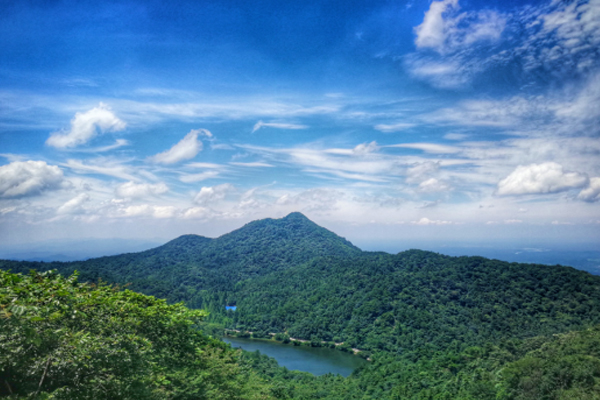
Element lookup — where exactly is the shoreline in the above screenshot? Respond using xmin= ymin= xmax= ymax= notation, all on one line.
xmin=223 ymin=329 xmax=371 ymax=360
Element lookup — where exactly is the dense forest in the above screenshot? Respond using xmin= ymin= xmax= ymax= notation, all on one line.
xmin=3 ymin=212 xmax=600 ymax=398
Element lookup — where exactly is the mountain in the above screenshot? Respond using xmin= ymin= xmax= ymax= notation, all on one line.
xmin=0 ymin=212 xmax=361 ymax=306
xmin=3 ymin=212 xmax=600 ymax=399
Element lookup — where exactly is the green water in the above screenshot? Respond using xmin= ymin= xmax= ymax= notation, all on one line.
xmin=223 ymin=336 xmax=367 ymax=377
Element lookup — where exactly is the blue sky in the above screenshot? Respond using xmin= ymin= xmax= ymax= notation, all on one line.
xmin=1 ymin=0 xmax=599 ymax=252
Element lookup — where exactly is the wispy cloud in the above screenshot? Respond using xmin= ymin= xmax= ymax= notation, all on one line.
xmin=252 ymin=120 xmax=308 ymax=133
xmin=229 ymin=162 xmax=274 ymax=168
xmin=149 ymin=129 xmax=212 ymax=165
xmin=63 ymin=159 xmax=139 ymax=181
xmin=179 ymin=171 xmax=220 ymax=183
xmin=407 ymin=0 xmax=598 ymax=89
xmin=64 ymin=139 xmax=129 ymax=153
xmin=374 ymin=122 xmax=415 ymax=132
xmin=387 ymin=143 xmax=461 ymax=154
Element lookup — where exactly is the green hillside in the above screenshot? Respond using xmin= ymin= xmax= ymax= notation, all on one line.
xmin=2 ymin=212 xmax=600 ymax=399
xmin=0 ymin=269 xmax=273 ymax=400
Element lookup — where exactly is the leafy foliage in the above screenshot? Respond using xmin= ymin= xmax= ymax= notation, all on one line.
xmin=0 ymin=270 xmax=272 ymax=400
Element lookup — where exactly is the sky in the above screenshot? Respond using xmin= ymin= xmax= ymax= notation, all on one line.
xmin=1 ymin=0 xmax=599 ymax=255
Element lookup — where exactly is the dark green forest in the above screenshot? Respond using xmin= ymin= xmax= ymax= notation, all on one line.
xmin=3 ymin=212 xmax=600 ymax=399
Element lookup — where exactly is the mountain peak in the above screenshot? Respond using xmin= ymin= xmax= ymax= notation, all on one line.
xmin=282 ymin=211 xmax=310 ymax=221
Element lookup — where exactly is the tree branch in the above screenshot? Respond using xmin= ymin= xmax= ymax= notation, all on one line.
xmin=35 ymin=357 xmax=52 ymax=395
xmin=4 ymin=380 xmax=12 ymax=395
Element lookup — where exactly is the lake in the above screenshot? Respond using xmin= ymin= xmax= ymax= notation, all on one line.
xmin=223 ymin=336 xmax=367 ymax=377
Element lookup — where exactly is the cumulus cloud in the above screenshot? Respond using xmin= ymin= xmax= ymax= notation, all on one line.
xmin=57 ymin=193 xmax=90 ymax=215
xmin=193 ymin=183 xmax=235 ymax=206
xmin=150 ymin=129 xmax=212 ymax=164
xmin=0 ymin=161 xmax=64 ymax=198
xmin=497 ymin=162 xmax=588 ymax=196
xmin=252 ymin=121 xmax=308 ymax=133
xmin=115 ymin=181 xmax=169 ymax=199
xmin=46 ymin=104 xmax=126 ymax=148
xmin=578 ymin=177 xmax=600 ymax=202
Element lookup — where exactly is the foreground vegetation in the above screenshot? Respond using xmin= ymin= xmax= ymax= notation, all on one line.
xmin=0 ymin=270 xmax=272 ymax=399
xmin=3 ymin=213 xmax=600 ymax=398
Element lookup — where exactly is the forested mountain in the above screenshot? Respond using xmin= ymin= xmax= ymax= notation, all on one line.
xmin=3 ymin=212 xmax=600 ymax=399
xmin=0 ymin=212 xmax=360 ymax=306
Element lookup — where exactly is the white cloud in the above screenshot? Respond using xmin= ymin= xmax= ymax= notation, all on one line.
xmin=406 ymin=161 xmax=440 ymax=184
xmin=66 ymin=139 xmax=129 ymax=153
xmin=119 ymin=204 xmax=176 ymax=219
xmin=0 ymin=161 xmax=64 ymax=198
xmin=64 ymin=159 xmax=138 ymax=181
xmin=194 ymin=183 xmax=235 ymax=206
xmin=252 ymin=121 xmax=308 ymax=133
xmin=497 ymin=162 xmax=588 ymax=196
xmin=352 ymin=141 xmax=379 ymax=155
xmin=186 ymin=162 xmax=224 ymax=169
xmin=46 ymin=104 xmax=126 ymax=148
xmin=388 ymin=142 xmax=461 ymax=154
xmin=115 ymin=181 xmax=169 ymax=199
xmin=414 ymin=0 xmax=459 ymax=52
xmin=418 ymin=178 xmax=451 ymax=192
xmin=462 ymin=10 xmax=506 ymax=45
xmin=443 ymin=133 xmax=469 ymax=140
xmin=150 ymin=129 xmax=211 ymax=164
xmin=412 ymin=217 xmax=453 ymax=225
xmin=275 ymin=188 xmax=344 ymax=212
xmin=229 ymin=162 xmax=274 ymax=168
xmin=504 ymin=219 xmax=523 ymax=224
xmin=374 ymin=123 xmax=415 ymax=132
xmin=578 ymin=177 xmax=600 ymax=202
xmin=551 ymin=220 xmax=575 ymax=225
xmin=414 ymin=0 xmax=505 ymax=54
xmin=541 ymin=0 xmax=600 ymax=51
xmin=182 ymin=206 xmax=213 ymax=219
xmin=57 ymin=193 xmax=90 ymax=215
xmin=179 ymin=171 xmax=220 ymax=183
xmin=152 ymin=206 xmax=177 ymax=219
